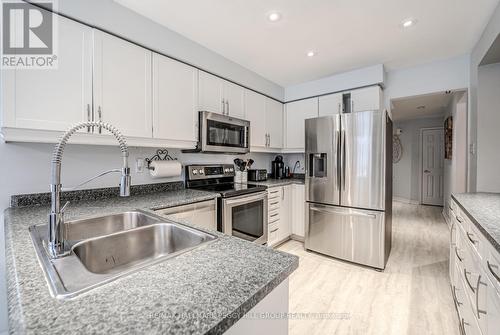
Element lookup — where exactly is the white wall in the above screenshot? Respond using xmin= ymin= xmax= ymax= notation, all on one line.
xmin=443 ymin=92 xmax=468 ymax=219
xmin=284 ymin=64 xmax=385 ymax=101
xmin=392 ymin=116 xmax=444 ymax=203
xmin=469 ymin=1 xmax=500 ymax=192
xmin=477 ymin=63 xmax=500 ymax=191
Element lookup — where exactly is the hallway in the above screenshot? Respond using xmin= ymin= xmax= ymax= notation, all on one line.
xmin=278 ymin=202 xmax=459 ymax=335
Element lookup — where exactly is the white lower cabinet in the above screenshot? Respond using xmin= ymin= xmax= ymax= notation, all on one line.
xmin=450 ymin=198 xmax=500 ymax=335
xmin=267 ymin=183 xmax=305 ymax=247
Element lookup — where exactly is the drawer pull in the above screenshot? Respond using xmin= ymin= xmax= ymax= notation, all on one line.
xmin=456 ymin=216 xmax=464 ymax=223
xmin=270 ymin=201 xmax=279 ymax=206
xmin=464 ymin=269 xmax=475 ymax=293
xmin=475 ymin=275 xmax=487 ymax=319
xmin=270 ymin=228 xmax=278 ymax=233
xmin=461 ymin=318 xmax=469 ymax=335
xmin=455 ymin=247 xmax=463 ymax=262
xmin=270 ymin=213 xmax=279 ymax=218
xmin=466 ymin=232 xmax=478 ymax=245
xmin=487 ymin=260 xmax=500 ymax=283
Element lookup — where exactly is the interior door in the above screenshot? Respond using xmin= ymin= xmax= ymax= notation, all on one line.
xmin=305 ymin=203 xmax=385 ymax=269
xmin=421 ymin=128 xmax=444 ymax=206
xmin=341 ymin=111 xmax=385 ymax=210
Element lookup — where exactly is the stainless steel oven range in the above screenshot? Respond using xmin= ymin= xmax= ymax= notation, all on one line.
xmin=185 ymin=164 xmax=268 ymax=245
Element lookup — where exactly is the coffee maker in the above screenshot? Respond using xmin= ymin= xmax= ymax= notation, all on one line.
xmin=271 ymin=155 xmax=285 ymax=179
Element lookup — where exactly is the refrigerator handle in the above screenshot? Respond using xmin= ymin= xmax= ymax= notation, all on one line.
xmin=341 ymin=129 xmax=346 ymax=190
xmin=310 ymin=206 xmax=377 ymax=219
xmin=336 ymin=129 xmax=341 ymax=191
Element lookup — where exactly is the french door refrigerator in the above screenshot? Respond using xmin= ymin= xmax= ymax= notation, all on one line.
xmin=304 ymin=110 xmax=392 ymax=269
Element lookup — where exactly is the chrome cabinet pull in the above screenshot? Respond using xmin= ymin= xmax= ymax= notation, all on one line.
xmin=270 ymin=213 xmax=279 ymax=218
xmin=466 ymin=232 xmax=478 ymax=245
xmin=456 ymin=216 xmax=464 ymax=223
xmin=270 ymin=228 xmax=278 ymax=233
xmin=461 ymin=318 xmax=469 ymax=335
xmin=455 ymin=247 xmax=463 ymax=262
xmin=222 ymin=99 xmax=225 ymax=115
xmin=338 ymin=102 xmax=341 ymax=114
xmin=226 ymin=101 xmax=229 ymax=115
xmin=452 ymin=286 xmax=462 ymax=306
xmin=450 ymin=222 xmax=455 ymax=245
xmin=464 ymin=269 xmax=475 ymax=293
xmin=86 ymin=104 xmax=91 ymax=132
xmin=487 ymin=260 xmax=500 ymax=283
xmin=98 ymin=106 xmax=102 ymax=134
xmin=475 ymin=275 xmax=487 ymax=319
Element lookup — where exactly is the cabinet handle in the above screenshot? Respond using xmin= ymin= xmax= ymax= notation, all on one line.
xmin=270 ymin=213 xmax=279 ymax=218
xmin=454 ymin=247 xmax=463 ymax=262
xmin=466 ymin=232 xmax=477 ymax=245
xmin=487 ymin=260 xmax=500 ymax=283
xmin=98 ymin=106 xmax=102 ymax=134
xmin=452 ymin=286 xmax=462 ymax=307
xmin=226 ymin=101 xmax=229 ymax=115
xmin=351 ymin=100 xmax=354 ymax=113
xmin=270 ymin=228 xmax=278 ymax=233
xmin=222 ymin=99 xmax=225 ymax=115
xmin=475 ymin=275 xmax=487 ymax=319
xmin=338 ymin=102 xmax=341 ymax=114
xmin=86 ymin=104 xmax=91 ymax=132
xmin=464 ymin=269 xmax=475 ymax=293
xmin=461 ymin=318 xmax=469 ymax=335
xmin=456 ymin=215 xmax=464 ymax=223
xmin=270 ymin=201 xmax=279 ymax=206
xmin=450 ymin=222 xmax=455 ymax=245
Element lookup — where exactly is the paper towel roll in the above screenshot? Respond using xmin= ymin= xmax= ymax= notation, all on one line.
xmin=149 ymin=160 xmax=182 ymax=178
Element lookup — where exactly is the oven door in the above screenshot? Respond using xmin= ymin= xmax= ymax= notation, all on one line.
xmin=200 ymin=111 xmax=250 ymax=153
xmin=222 ymin=192 xmax=268 ymax=244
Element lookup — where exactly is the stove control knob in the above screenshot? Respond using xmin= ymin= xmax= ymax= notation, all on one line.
xmin=224 ymin=168 xmax=229 ymax=173
xmin=198 ymin=169 xmax=204 ymax=175
xmin=192 ymin=169 xmax=198 ymax=175
xmin=229 ymin=168 xmax=234 ymax=172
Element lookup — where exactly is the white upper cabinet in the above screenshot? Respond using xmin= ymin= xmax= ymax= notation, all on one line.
xmin=350 ymin=86 xmax=382 ymax=112
xmin=245 ymin=90 xmax=267 ymax=147
xmin=285 ymin=98 xmax=318 ymax=150
xmin=1 ymin=12 xmax=92 ymax=131
xmin=198 ymin=71 xmax=245 ymax=118
xmin=266 ymin=98 xmax=283 ymax=148
xmin=152 ymin=53 xmax=198 ymax=143
xmin=198 ymin=71 xmax=224 ymax=114
xmin=93 ymin=31 xmax=152 ymax=138
xmin=318 ymin=93 xmax=342 ymax=116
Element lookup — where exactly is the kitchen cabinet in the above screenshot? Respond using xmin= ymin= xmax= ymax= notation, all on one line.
xmin=1 ymin=12 xmax=93 ymax=131
xmin=318 ymin=93 xmax=342 ymax=116
xmin=350 ymin=86 xmax=382 ymax=112
xmin=153 ymin=53 xmax=198 ymax=144
xmin=266 ymin=98 xmax=284 ymax=148
xmin=278 ymin=185 xmax=292 ymax=241
xmin=198 ymin=71 xmax=245 ymax=118
xmin=292 ymin=184 xmax=306 ymax=238
xmin=93 ymin=31 xmax=152 ymax=138
xmin=245 ymin=90 xmax=267 ymax=147
xmin=285 ymin=98 xmax=318 ymax=150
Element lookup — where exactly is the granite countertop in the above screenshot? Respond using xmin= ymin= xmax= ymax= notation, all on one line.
xmin=452 ymin=192 xmax=500 ymax=253
xmin=248 ymin=178 xmax=305 ymax=188
xmin=4 ymin=188 xmax=298 ymax=334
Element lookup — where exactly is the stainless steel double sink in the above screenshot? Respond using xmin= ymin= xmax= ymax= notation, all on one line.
xmin=29 ymin=210 xmax=217 ymax=299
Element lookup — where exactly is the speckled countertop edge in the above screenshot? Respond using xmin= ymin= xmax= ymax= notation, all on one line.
xmin=451 ymin=192 xmax=500 ymax=253
xmin=5 ymin=188 xmax=299 ymax=335
xmin=248 ymin=178 xmax=305 ymax=188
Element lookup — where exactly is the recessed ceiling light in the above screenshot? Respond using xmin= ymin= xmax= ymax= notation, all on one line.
xmin=401 ymin=18 xmax=417 ymax=28
xmin=307 ymin=51 xmax=316 ymax=57
xmin=268 ymin=12 xmax=281 ymax=22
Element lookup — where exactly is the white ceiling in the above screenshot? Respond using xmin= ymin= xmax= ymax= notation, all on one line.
xmin=115 ymin=0 xmax=499 ymax=86
xmin=391 ymin=92 xmax=454 ymax=121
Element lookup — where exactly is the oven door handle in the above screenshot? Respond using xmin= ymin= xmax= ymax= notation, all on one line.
xmin=223 ymin=192 xmax=267 ymax=206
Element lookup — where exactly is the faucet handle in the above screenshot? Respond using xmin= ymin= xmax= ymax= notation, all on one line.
xmin=61 ymin=201 xmax=70 ymax=214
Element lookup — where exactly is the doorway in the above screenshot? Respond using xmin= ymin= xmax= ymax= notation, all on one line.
xmin=421 ymin=128 xmax=444 ymax=206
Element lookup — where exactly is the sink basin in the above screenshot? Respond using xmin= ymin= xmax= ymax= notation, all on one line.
xmin=29 ymin=210 xmax=217 ymax=299
xmin=73 ymin=223 xmax=214 ymax=274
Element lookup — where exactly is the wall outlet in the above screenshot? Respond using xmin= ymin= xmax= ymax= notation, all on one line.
xmin=136 ymin=158 xmax=145 ymax=173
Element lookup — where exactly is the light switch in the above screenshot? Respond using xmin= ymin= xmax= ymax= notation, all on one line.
xmin=136 ymin=158 xmax=144 ymax=173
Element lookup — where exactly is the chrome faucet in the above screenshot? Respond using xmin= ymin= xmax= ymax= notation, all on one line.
xmin=48 ymin=121 xmax=131 ymax=258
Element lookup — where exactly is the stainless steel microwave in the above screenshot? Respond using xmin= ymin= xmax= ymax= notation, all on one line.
xmin=194 ymin=111 xmax=250 ymax=154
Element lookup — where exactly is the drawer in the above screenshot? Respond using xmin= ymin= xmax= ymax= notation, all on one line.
xmin=268 ymin=223 xmax=279 ymax=246
xmin=485 ymin=274 xmax=500 ymax=335
xmin=463 ymin=217 xmax=483 ymax=261
xmin=268 ymin=187 xmax=282 ymax=200
xmin=268 ymin=211 xmax=280 ymax=224
xmin=457 ymin=275 xmax=482 ymax=335
xmin=268 ymin=198 xmax=281 ymax=211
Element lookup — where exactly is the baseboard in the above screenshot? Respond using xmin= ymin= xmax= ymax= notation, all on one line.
xmin=393 ymin=197 xmax=420 ymax=205
xmin=290 ymin=234 xmax=305 ymax=242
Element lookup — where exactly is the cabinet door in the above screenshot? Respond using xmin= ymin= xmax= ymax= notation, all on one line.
xmin=285 ymin=98 xmax=318 ymax=149
xmin=278 ymin=185 xmax=292 ymax=241
xmin=319 ymin=93 xmax=342 ymax=116
xmin=2 ymin=12 xmax=92 ymax=131
xmin=223 ymin=81 xmax=245 ymax=118
xmin=245 ymin=90 xmax=266 ymax=147
xmin=93 ymin=31 xmax=152 ymax=138
xmin=266 ymin=99 xmax=283 ymax=149
xmin=350 ymin=86 xmax=382 ymax=112
xmin=292 ymin=184 xmax=305 ymax=237
xmin=198 ymin=71 xmax=224 ymax=114
xmin=153 ymin=54 xmax=198 ymax=142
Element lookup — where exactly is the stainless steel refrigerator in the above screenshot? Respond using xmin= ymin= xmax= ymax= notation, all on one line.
xmin=304 ymin=110 xmax=392 ymax=269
